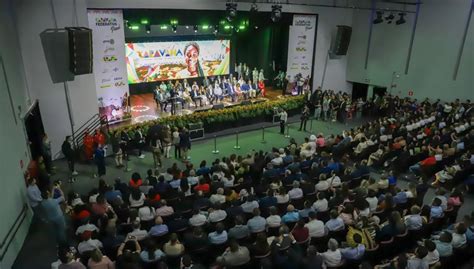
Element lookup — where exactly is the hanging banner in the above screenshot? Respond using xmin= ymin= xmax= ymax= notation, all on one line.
xmin=286 ymin=15 xmax=316 ymax=81
xmin=87 ymin=9 xmax=129 ymax=123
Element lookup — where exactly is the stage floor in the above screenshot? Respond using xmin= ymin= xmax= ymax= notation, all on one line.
xmin=125 ymin=87 xmax=284 ymax=126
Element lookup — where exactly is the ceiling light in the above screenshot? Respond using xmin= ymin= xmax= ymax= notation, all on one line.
xmin=396 ymin=13 xmax=406 ymax=25
xmin=373 ymin=11 xmax=384 ymax=24
xmin=193 ymin=25 xmax=198 ymax=33
xmin=271 ymin=5 xmax=282 ymax=23
xmin=145 ymin=25 xmax=151 ymax=34
xmin=226 ymin=2 xmax=238 ymax=22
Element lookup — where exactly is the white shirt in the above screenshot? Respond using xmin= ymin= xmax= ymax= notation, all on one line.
xmin=275 ymin=194 xmax=289 ymax=204
xmin=322 ymin=249 xmax=342 ymax=267
xmin=127 ymin=229 xmax=148 ymax=241
xmin=75 ymin=223 xmax=99 ymax=235
xmin=328 ymin=175 xmax=341 ymax=187
xmin=78 ymin=239 xmax=103 ymax=254
xmin=288 ymin=188 xmax=303 ymax=200
xmin=305 ymin=219 xmax=326 ymax=238
xmin=423 ymin=250 xmax=440 ymax=265
xmin=312 ymin=199 xmax=328 ymax=212
xmin=266 ymin=215 xmax=282 ymax=228
xmin=366 ymin=197 xmax=378 ymax=212
xmin=210 ymin=194 xmax=226 ymax=205
xmin=189 ymin=213 xmax=207 ymax=227
xmin=315 ymin=180 xmax=330 ymax=191
xmin=138 ymin=206 xmax=156 ymax=221
xmin=129 ymin=193 xmax=146 ymax=208
xmin=209 ymin=209 xmax=227 ymax=223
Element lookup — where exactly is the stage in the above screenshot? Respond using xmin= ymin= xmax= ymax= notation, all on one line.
xmin=124 ymin=87 xmax=285 ymax=126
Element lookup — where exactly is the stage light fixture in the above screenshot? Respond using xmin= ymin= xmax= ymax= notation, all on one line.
xmin=172 ymin=25 xmax=177 ymax=33
xmin=160 ymin=25 xmax=168 ymax=30
xmin=226 ymin=2 xmax=238 ymax=22
xmin=271 ymin=4 xmax=282 ymax=23
xmin=145 ymin=25 xmax=151 ymax=34
xmin=214 ymin=25 xmax=219 ymax=33
xmin=250 ymin=2 xmax=258 ymax=13
xmin=185 ymin=25 xmax=190 ymax=29
xmin=130 ymin=25 xmax=139 ymax=30
xmin=396 ymin=13 xmax=406 ymax=25
xmin=224 ymin=25 xmax=231 ymax=30
xmin=373 ymin=11 xmax=384 ymax=24
xmin=170 ymin=19 xmax=178 ymax=25
xmin=194 ymin=25 xmax=198 ymax=33
xmin=385 ymin=12 xmax=395 ymax=24
xmin=238 ymin=25 xmax=245 ymax=30
xmin=140 ymin=19 xmax=149 ymax=25
xmin=202 ymin=25 xmax=209 ymax=30
xmin=125 ymin=20 xmax=131 ymax=29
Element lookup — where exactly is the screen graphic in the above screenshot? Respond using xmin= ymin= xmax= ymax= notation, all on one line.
xmin=126 ymin=40 xmax=230 ymax=84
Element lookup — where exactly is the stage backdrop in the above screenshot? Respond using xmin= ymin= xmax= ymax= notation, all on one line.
xmin=126 ymin=40 xmax=230 ymax=84
xmin=286 ymin=15 xmax=317 ymax=81
xmin=87 ymin=9 xmax=129 ymax=123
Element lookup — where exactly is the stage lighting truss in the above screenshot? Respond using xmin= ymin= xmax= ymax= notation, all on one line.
xmin=373 ymin=11 xmax=384 ymax=24
xmin=396 ymin=13 xmax=406 ymax=25
xmin=271 ymin=4 xmax=282 ymax=23
xmin=226 ymin=2 xmax=238 ymax=22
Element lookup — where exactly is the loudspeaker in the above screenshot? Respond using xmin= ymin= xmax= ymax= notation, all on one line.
xmin=212 ymin=104 xmax=225 ymax=110
xmin=40 ymin=29 xmax=75 ymax=83
xmin=66 ymin=27 xmax=93 ymax=75
xmin=332 ymin=25 xmax=352 ymax=55
xmin=189 ymin=129 xmax=205 ymax=140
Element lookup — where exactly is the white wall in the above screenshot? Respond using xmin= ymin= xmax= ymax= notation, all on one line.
xmin=86 ymin=0 xmax=355 ymax=93
xmin=0 ymin=0 xmax=33 ymax=267
xmin=347 ymin=0 xmax=473 ymax=100
xmin=14 ymin=0 xmax=98 ymax=158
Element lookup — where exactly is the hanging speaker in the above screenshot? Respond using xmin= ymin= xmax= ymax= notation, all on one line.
xmin=332 ymin=25 xmax=352 ymax=56
xmin=66 ymin=27 xmax=93 ymax=75
xmin=40 ymin=29 xmax=75 ymax=83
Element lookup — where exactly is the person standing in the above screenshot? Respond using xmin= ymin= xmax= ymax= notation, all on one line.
xmin=41 ymin=133 xmax=53 ymax=174
xmin=151 ymin=135 xmax=162 ymax=169
xmin=252 ymin=67 xmax=259 ymax=85
xmin=134 ymin=127 xmax=146 ymax=159
xmin=322 ymin=96 xmax=331 ymax=121
xmin=172 ymin=127 xmax=181 ymax=159
xmin=42 ymin=188 xmax=67 ymax=246
xmin=299 ymin=105 xmax=310 ymax=131
xmin=94 ymin=145 xmax=106 ymax=178
xmin=26 ymin=176 xmax=43 ymax=220
xmin=162 ymin=126 xmax=172 ymax=159
xmin=279 ymin=109 xmax=288 ymax=134
xmin=61 ymin=136 xmax=78 ymax=177
xmin=179 ymin=128 xmax=191 ymax=161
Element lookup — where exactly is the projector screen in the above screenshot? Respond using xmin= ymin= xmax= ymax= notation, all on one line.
xmin=126 ymin=40 xmax=230 ymax=84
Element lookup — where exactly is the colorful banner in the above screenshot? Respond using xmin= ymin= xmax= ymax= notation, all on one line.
xmin=87 ymin=9 xmax=129 ymax=123
xmin=126 ymin=40 xmax=230 ymax=84
xmin=286 ymin=15 xmax=317 ymax=81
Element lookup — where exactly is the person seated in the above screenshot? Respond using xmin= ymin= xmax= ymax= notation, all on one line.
xmin=340 ymin=233 xmax=366 ymax=261
xmin=407 ymin=246 xmax=429 ymax=269
xmin=139 ymin=239 xmax=165 ymax=265
xmin=248 ymin=80 xmax=257 ymax=98
xmin=321 ymin=238 xmax=343 ymax=268
xmin=228 ymin=216 xmax=250 ymax=240
xmin=291 ymin=219 xmax=309 ymax=243
xmin=325 ymin=209 xmax=345 ymax=232
xmin=404 ymin=205 xmax=424 ymax=231
xmin=208 ymin=223 xmax=228 ymax=245
xmin=247 ymin=208 xmax=266 ymax=233
xmin=163 ymin=233 xmax=185 ymax=257
xmin=240 ymin=81 xmax=250 ymax=100
xmin=213 ymin=81 xmax=223 ymax=103
xmin=216 ymin=239 xmax=250 ymax=267
xmin=282 ymin=204 xmax=300 ymax=224
xmin=148 ymin=216 xmax=169 ymax=237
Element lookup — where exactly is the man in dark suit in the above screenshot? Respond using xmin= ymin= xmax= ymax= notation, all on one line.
xmin=61 ymin=136 xmax=78 ymax=177
xmin=190 ymin=82 xmax=202 ymax=107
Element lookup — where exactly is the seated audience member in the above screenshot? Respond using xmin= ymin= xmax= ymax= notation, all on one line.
xmin=340 ymin=233 xmax=365 ymax=261
xmin=189 ymin=208 xmax=207 ymax=227
xmin=87 ymin=248 xmax=115 ymax=269
xmin=208 ymin=203 xmax=228 ymax=223
xmin=407 ymin=246 xmax=429 ymax=269
xmin=127 ymin=221 xmax=148 ymax=241
xmin=430 ymin=198 xmax=444 ymax=220
xmin=217 ymin=239 xmax=250 ymax=267
xmin=247 ymin=208 xmax=266 ymax=233
xmin=228 ymin=216 xmax=250 ymax=240
xmin=148 ymin=216 xmax=169 ymax=237
xmin=451 ymin=222 xmax=467 ymax=248
xmin=291 ymin=219 xmax=309 ymax=243
xmin=433 ymin=231 xmax=453 ymax=257
xmin=115 ymin=240 xmax=141 ymax=268
xmin=422 ymin=239 xmax=440 ymax=267
xmin=321 ymin=238 xmax=343 ymax=267
xmin=282 ymin=204 xmax=300 ymax=224
xmin=266 ymin=206 xmax=282 ymax=228
xmin=325 ymin=209 xmax=345 ymax=232
xmin=312 ymin=192 xmax=329 ymax=213
xmin=57 ymin=247 xmax=86 ymax=269
xmin=163 ymin=233 xmax=185 ymax=256
xmin=139 ymin=239 xmax=165 ymax=264
xmin=405 ymin=205 xmax=424 ymax=231
xmin=208 ymin=223 xmax=228 ymax=245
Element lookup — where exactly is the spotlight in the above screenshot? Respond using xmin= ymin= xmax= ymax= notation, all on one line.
xmin=145 ymin=25 xmax=151 ymax=34
xmin=396 ymin=13 xmax=406 ymax=25
xmin=125 ymin=20 xmax=131 ymax=29
xmin=250 ymin=2 xmax=258 ymax=13
xmin=185 ymin=25 xmax=190 ymax=29
xmin=271 ymin=5 xmax=282 ymax=23
xmin=385 ymin=12 xmax=395 ymax=24
xmin=226 ymin=2 xmax=238 ymax=22
xmin=193 ymin=25 xmax=198 ymax=33
xmin=172 ymin=25 xmax=177 ymax=33
xmin=214 ymin=25 xmax=219 ymax=33
xmin=373 ymin=11 xmax=384 ymax=24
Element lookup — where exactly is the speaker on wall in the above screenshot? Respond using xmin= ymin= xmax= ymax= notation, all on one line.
xmin=40 ymin=29 xmax=75 ymax=83
xmin=332 ymin=25 xmax=352 ymax=56
xmin=66 ymin=27 xmax=93 ymax=75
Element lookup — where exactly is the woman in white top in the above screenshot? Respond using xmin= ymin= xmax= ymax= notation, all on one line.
xmin=129 ymin=189 xmax=146 ymax=208
xmin=312 ymin=192 xmax=328 ymax=212
xmin=275 ymin=187 xmax=290 ymax=204
xmin=315 ymin=174 xmax=330 ymax=192
xmin=328 ymin=172 xmax=342 ymax=188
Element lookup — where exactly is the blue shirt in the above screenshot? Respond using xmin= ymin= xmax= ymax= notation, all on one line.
xmin=393 ymin=191 xmax=408 ymax=204
xmin=388 ymin=176 xmax=397 ymax=185
xmin=149 ymin=224 xmax=169 ymax=237
xmin=299 ymin=208 xmax=315 ymax=219
xmin=405 ymin=214 xmax=423 ymax=231
xmin=259 ymin=196 xmax=277 ymax=209
xmin=325 ymin=217 xmax=345 ymax=231
xmin=282 ymin=211 xmax=300 ymax=223
xmin=247 ymin=216 xmax=266 ymax=233
xmin=340 ymin=244 xmax=365 ymax=260
xmin=104 ymin=190 xmax=122 ymax=203
xmin=140 ymin=249 xmax=165 ymax=262
xmin=42 ymin=197 xmax=65 ymax=221
xmin=208 ymin=231 xmax=228 ymax=244
xmin=169 ymin=179 xmax=181 ymax=189
xmin=434 ymin=241 xmax=452 ymax=257
xmin=27 ymin=185 xmax=42 ymax=207
xmin=430 ymin=206 xmax=444 ymax=219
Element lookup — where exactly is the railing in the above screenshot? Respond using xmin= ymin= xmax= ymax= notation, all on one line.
xmin=72 ymin=113 xmax=109 ymax=149
xmin=0 ymin=203 xmax=28 ymax=261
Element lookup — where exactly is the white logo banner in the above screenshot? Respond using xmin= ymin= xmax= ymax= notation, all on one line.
xmin=286 ymin=15 xmax=316 ymax=81
xmin=87 ymin=9 xmax=129 ymax=123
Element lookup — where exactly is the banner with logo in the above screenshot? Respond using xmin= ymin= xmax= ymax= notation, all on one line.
xmin=286 ymin=15 xmax=317 ymax=81
xmin=87 ymin=9 xmax=129 ymax=123
xmin=126 ymin=40 xmax=230 ymax=84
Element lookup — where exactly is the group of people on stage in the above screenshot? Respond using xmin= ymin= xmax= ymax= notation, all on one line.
xmin=153 ymin=73 xmax=266 ymax=115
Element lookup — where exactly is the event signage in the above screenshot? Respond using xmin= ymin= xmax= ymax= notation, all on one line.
xmin=286 ymin=15 xmax=316 ymax=81
xmin=87 ymin=9 xmax=129 ymax=123
xmin=126 ymin=40 xmax=230 ymax=84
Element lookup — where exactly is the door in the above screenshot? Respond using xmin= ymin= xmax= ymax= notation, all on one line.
xmin=373 ymin=86 xmax=387 ymax=99
xmin=352 ymin=83 xmax=368 ymax=101
xmin=24 ymin=103 xmax=45 ymax=160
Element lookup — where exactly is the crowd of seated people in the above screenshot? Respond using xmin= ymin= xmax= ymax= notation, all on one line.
xmin=29 ymin=95 xmax=474 ymax=269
